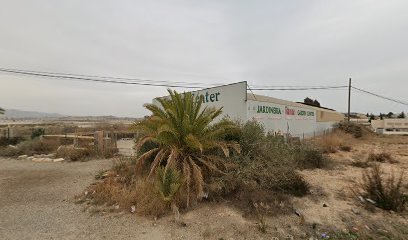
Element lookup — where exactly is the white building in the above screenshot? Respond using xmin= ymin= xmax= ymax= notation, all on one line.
xmin=371 ymin=119 xmax=408 ymax=135
xmin=154 ymin=81 xmax=344 ymax=138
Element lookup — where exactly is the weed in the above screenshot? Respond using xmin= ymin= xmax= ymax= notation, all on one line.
xmin=339 ymin=145 xmax=351 ymax=152
xmin=368 ymin=152 xmax=397 ymax=163
xmin=351 ymin=160 xmax=371 ymax=168
xmin=321 ymin=231 xmax=358 ymax=239
xmin=254 ymin=202 xmax=268 ymax=233
xmin=95 ymin=169 xmax=107 ymax=180
xmin=355 ymin=164 xmax=407 ymax=212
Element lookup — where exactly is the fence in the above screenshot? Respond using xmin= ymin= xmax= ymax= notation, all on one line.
xmin=285 ymin=128 xmax=334 ymax=142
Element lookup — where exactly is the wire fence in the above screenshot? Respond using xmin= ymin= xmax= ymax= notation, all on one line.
xmin=286 ymin=128 xmax=334 ymax=141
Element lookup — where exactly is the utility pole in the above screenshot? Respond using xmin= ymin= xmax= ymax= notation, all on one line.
xmin=348 ymin=78 xmax=351 ymax=122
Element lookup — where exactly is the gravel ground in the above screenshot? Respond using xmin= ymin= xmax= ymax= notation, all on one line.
xmin=0 ymin=158 xmax=168 ymax=240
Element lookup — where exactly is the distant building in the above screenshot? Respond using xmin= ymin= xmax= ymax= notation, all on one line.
xmin=371 ymin=119 xmax=408 ymax=135
xmin=153 ymin=81 xmax=344 ymax=138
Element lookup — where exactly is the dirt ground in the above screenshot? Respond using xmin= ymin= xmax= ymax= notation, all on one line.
xmin=1 ymin=135 xmax=408 ymax=239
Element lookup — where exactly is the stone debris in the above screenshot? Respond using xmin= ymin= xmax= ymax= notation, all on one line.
xmin=53 ymin=158 xmax=65 ymax=162
xmin=351 ymin=208 xmax=360 ymax=215
xmin=27 ymin=153 xmax=64 ymax=163
xmin=130 ymin=205 xmax=136 ymax=213
xmin=32 ymin=157 xmax=53 ymax=163
xmin=366 ymin=198 xmax=376 ymax=205
xmin=33 ymin=154 xmax=56 ymax=159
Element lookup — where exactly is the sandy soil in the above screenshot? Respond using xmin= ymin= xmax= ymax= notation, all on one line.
xmin=1 ymin=135 xmax=408 ymax=239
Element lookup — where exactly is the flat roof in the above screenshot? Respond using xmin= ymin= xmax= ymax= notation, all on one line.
xmin=247 ymin=93 xmax=338 ymax=113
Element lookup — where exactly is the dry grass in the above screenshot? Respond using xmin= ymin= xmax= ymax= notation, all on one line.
xmin=314 ymin=131 xmax=354 ymax=153
xmin=81 ymin=177 xmax=170 ymax=217
xmin=79 ymin=157 xmax=173 ymax=217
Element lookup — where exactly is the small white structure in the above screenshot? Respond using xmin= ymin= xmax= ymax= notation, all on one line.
xmin=153 ymin=82 xmax=344 ymax=138
xmin=371 ymin=119 xmax=408 ymax=135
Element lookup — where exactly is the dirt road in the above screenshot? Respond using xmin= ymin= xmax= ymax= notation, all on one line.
xmin=0 ymin=157 xmax=269 ymax=240
xmin=0 ymin=158 xmax=170 ymax=240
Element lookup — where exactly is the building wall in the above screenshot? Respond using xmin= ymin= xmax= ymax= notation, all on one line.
xmin=153 ymin=81 xmax=248 ymax=122
xmin=152 ymin=81 xmax=343 ymax=138
xmin=246 ymin=99 xmax=317 ymax=136
xmin=371 ymin=119 xmax=408 ymax=135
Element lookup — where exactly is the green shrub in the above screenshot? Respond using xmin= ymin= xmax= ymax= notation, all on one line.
xmin=336 ymin=122 xmax=363 ymax=138
xmin=239 ymin=121 xmax=265 ymax=155
xmin=208 ymin=121 xmax=312 ymax=208
xmin=31 ymin=128 xmax=46 ymax=139
xmin=294 ymin=146 xmax=330 ymax=169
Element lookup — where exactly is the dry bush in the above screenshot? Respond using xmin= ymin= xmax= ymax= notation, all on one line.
xmin=85 ymin=178 xmax=169 ymax=217
xmin=56 ymin=146 xmax=97 ymax=161
xmin=368 ymin=152 xmax=398 ymax=163
xmin=339 ymin=145 xmax=352 ymax=152
xmin=0 ymin=136 xmax=25 ymax=147
xmin=351 ymin=160 xmax=371 ymax=168
xmin=0 ymin=146 xmax=21 ymax=157
xmin=0 ymin=138 xmax=60 ymax=157
xmin=355 ymin=164 xmax=407 ymax=212
xmin=81 ymin=157 xmax=174 ymax=217
xmin=134 ymin=179 xmax=169 ymax=216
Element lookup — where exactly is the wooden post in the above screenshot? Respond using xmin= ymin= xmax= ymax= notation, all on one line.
xmin=348 ymin=78 xmax=352 ymax=122
xmin=94 ymin=131 xmax=104 ymax=155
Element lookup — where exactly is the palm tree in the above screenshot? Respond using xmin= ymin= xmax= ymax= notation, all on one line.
xmin=134 ymin=89 xmax=240 ymax=207
xmin=0 ymin=107 xmax=4 ymax=115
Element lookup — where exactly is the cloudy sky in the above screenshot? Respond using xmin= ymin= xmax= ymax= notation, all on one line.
xmin=1 ymin=0 xmax=407 ymax=117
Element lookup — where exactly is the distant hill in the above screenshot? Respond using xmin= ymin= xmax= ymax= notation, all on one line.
xmin=0 ymin=109 xmax=66 ymax=119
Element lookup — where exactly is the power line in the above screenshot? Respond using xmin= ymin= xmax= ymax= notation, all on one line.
xmin=251 ymin=86 xmax=348 ymax=90
xmin=0 ymin=68 xmax=207 ymax=89
xmin=0 ymin=67 xmax=217 ymax=86
xmin=0 ymin=67 xmax=350 ymax=90
xmin=352 ymin=86 xmax=408 ymax=106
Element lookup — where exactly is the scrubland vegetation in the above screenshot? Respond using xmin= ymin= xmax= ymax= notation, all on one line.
xmin=0 ymin=135 xmax=106 ymax=161
xmin=79 ymin=90 xmax=332 ymax=219
xmin=2 ymin=97 xmax=407 ymax=239
xmin=74 ymin=93 xmax=407 ymax=239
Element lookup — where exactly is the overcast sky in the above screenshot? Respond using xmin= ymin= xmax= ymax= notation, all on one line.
xmin=1 ymin=0 xmax=407 ymax=117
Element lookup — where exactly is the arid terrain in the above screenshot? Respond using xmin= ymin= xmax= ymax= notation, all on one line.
xmin=1 ymin=134 xmax=407 ymax=240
